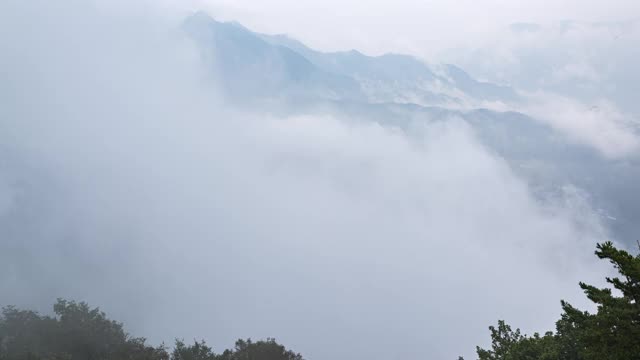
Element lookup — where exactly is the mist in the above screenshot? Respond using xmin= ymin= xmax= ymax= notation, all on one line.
xmin=0 ymin=1 xmax=616 ymax=360
xmin=192 ymin=0 xmax=640 ymax=59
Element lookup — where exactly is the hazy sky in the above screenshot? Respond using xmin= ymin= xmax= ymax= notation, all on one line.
xmin=0 ymin=1 xmax=630 ymax=360
xmin=190 ymin=0 xmax=640 ymax=58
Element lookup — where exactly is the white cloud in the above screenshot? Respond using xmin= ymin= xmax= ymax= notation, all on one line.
xmin=0 ymin=1 xmax=615 ymax=360
xmin=523 ymin=93 xmax=640 ymax=158
xmin=181 ymin=0 xmax=640 ymax=160
xmin=447 ymin=18 xmax=640 ymax=115
xmin=189 ymin=0 xmax=640 ymax=59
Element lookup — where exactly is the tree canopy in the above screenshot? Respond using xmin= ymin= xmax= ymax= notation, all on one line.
xmin=467 ymin=241 xmax=640 ymax=360
xmin=0 ymin=299 xmax=301 ymax=360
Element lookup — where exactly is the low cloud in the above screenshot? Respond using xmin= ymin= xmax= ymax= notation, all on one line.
xmin=0 ymin=1 xmax=613 ymax=360
xmin=193 ymin=0 xmax=640 ymax=59
xmin=448 ymin=19 xmax=640 ymax=116
xmin=524 ymin=93 xmax=639 ymax=158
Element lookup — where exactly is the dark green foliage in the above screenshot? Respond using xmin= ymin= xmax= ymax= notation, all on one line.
xmin=172 ymin=340 xmax=216 ymax=360
xmin=475 ymin=321 xmax=558 ymax=360
xmin=169 ymin=338 xmax=302 ymax=360
xmin=0 ymin=300 xmax=301 ymax=360
xmin=558 ymin=241 xmax=640 ymax=360
xmin=217 ymin=339 xmax=302 ymax=360
xmin=474 ymin=241 xmax=640 ymax=360
xmin=0 ymin=299 xmax=167 ymax=360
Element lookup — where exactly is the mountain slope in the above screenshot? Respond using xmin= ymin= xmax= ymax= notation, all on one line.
xmin=261 ymin=32 xmax=520 ymax=106
xmin=184 ymin=12 xmax=519 ymax=107
xmin=183 ymin=12 xmax=640 ymax=245
xmin=183 ymin=12 xmax=364 ymax=101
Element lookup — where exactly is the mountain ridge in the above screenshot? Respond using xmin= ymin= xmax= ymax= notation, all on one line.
xmin=183 ymin=12 xmax=519 ymax=107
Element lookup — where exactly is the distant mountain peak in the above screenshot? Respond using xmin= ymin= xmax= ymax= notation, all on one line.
xmin=183 ymin=12 xmax=519 ymax=106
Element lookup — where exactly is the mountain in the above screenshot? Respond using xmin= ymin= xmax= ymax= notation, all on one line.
xmin=441 ymin=64 xmax=518 ymax=102
xmin=183 ymin=12 xmax=640 ymax=245
xmin=448 ymin=19 xmax=640 ymax=116
xmin=184 ymin=12 xmax=518 ymax=107
xmin=183 ymin=12 xmax=364 ymax=102
xmin=261 ymin=32 xmax=519 ymax=106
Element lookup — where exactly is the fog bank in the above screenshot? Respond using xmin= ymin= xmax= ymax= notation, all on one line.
xmin=0 ymin=1 xmax=611 ymax=359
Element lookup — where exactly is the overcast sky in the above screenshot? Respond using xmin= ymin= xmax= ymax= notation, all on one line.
xmin=187 ymin=0 xmax=640 ymax=58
